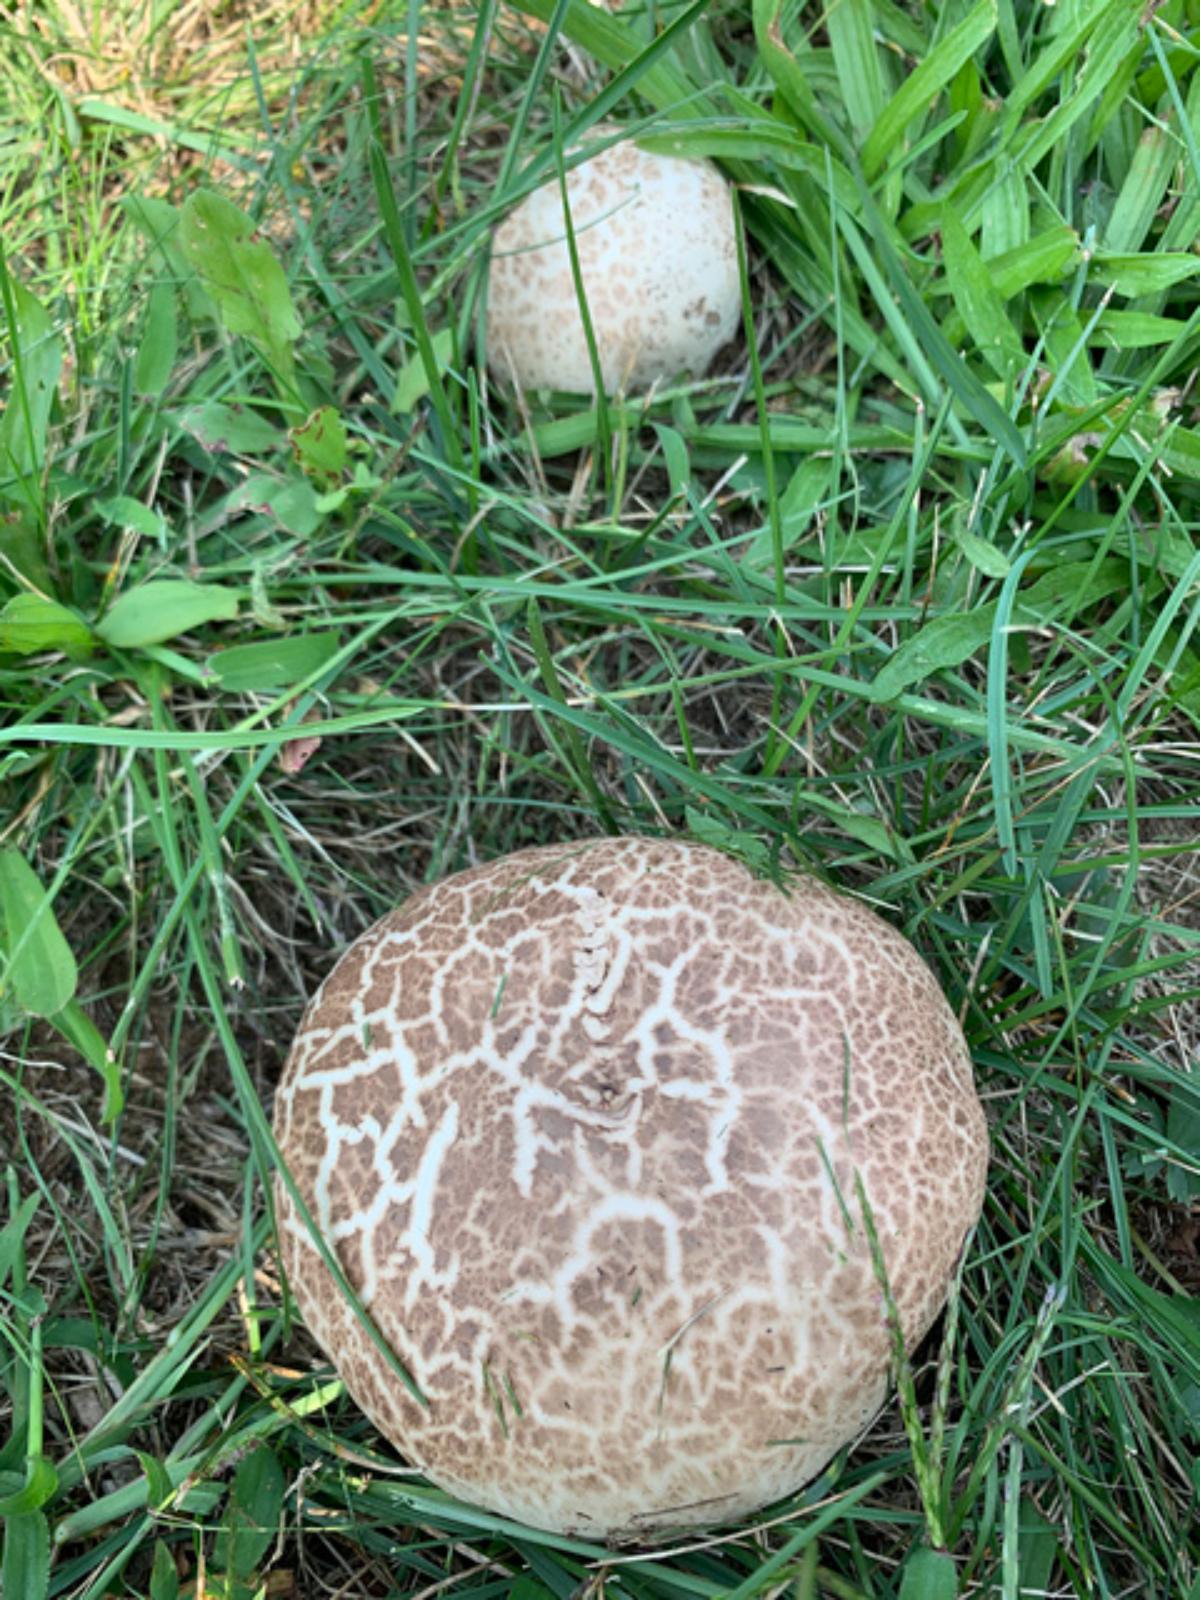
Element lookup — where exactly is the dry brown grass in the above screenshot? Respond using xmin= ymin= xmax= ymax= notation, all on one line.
xmin=5 ymin=0 xmax=345 ymax=111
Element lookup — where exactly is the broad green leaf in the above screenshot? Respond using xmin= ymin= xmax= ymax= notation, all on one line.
xmin=135 ymin=282 xmax=177 ymax=397
xmin=1024 ymin=554 xmax=1124 ymax=613
xmin=0 ymin=508 xmax=52 ymax=593
xmin=227 ymin=472 xmax=322 ymax=536
xmin=288 ymin=405 xmax=348 ymax=482
xmin=979 ymin=162 xmax=1027 ymax=260
xmin=122 ymin=195 xmax=185 ymax=268
xmin=1040 ymin=403 xmax=1200 ymax=484
xmin=742 ymin=456 xmax=832 ymax=567
xmin=1031 ymin=295 xmax=1097 ymax=407
xmin=872 ymin=0 xmax=927 ymax=57
xmin=1104 ymin=126 xmax=1176 ymax=253
xmin=651 ymin=423 xmax=690 ymax=497
xmin=209 ymin=631 xmax=342 ymax=692
xmin=941 ymin=208 xmax=1024 ymax=377
xmin=870 ymin=608 xmax=997 ymax=703
xmin=948 ymin=59 xmax=985 ymax=163
xmin=1091 ymin=253 xmax=1200 ymax=297
xmin=149 ymin=1541 xmax=180 ymax=1600
xmin=1166 ymin=1092 xmax=1200 ymax=1202
xmin=869 ymin=559 xmax=1130 ymax=700
xmin=903 ymin=160 xmax=995 ymax=241
xmin=53 ymin=998 xmax=123 ymax=1123
xmin=827 ymin=0 xmax=888 ymax=142
xmin=95 ymin=495 xmax=170 ymax=545
xmin=175 ymin=400 xmax=280 ymax=455
xmin=0 ymin=1192 xmax=39 ymax=1293
xmin=123 ymin=195 xmax=215 ymax=322
xmin=0 ymin=849 xmax=77 ymax=1018
xmin=898 ymin=1545 xmax=958 ymax=1600
xmin=955 ymin=525 xmax=1011 ymax=578
xmin=0 ymin=281 xmax=63 ymax=509
xmin=392 ymin=326 xmax=455 ymax=414
xmin=0 ymin=594 xmax=93 ymax=658
xmin=0 ymin=1455 xmax=57 ymax=1516
xmin=0 ymin=1511 xmax=49 ymax=1600
xmin=1152 ymin=424 xmax=1200 ymax=486
xmin=795 ymin=791 xmax=904 ymax=860
xmin=685 ymin=806 xmax=772 ymax=873
xmin=861 ymin=0 xmax=996 ymax=179
xmin=947 ymin=225 xmax=1081 ymax=324
xmin=212 ymin=1445 xmax=285 ymax=1580
xmin=1016 ymin=1498 xmax=1060 ymax=1593
xmin=97 ymin=579 xmax=239 ymax=649
xmin=135 ymin=1453 xmax=174 ymax=1512
xmin=1090 ymin=311 xmax=1188 ymax=349
xmin=178 ymin=189 xmax=300 ymax=377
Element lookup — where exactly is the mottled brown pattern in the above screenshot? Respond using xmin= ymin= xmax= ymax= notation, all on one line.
xmin=274 ymin=838 xmax=988 ymax=1540
xmin=486 ymin=138 xmax=740 ymax=394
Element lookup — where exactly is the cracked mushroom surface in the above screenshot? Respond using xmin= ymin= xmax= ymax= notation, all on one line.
xmin=273 ymin=837 xmax=988 ymax=1541
xmin=486 ymin=137 xmax=740 ymax=394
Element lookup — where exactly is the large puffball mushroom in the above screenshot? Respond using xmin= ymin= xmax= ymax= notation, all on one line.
xmin=486 ymin=137 xmax=741 ymax=394
xmin=273 ymin=838 xmax=988 ymax=1542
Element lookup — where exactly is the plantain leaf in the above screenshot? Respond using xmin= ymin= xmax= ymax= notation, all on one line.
xmin=0 ymin=1192 xmax=39 ymax=1293
xmin=209 ymin=631 xmax=342 ymax=692
xmin=0 ymin=594 xmax=93 ymax=658
xmin=289 ymin=405 xmax=348 ymax=482
xmin=0 ymin=1511 xmax=49 ymax=1600
xmin=392 ymin=328 xmax=455 ymax=415
xmin=898 ymin=1545 xmax=958 ymax=1600
xmin=869 ymin=559 xmax=1130 ymax=700
xmin=212 ymin=1445 xmax=285 ymax=1580
xmin=175 ymin=400 xmax=280 ymax=455
xmin=95 ymin=495 xmax=171 ymax=545
xmin=52 ymin=999 xmax=123 ymax=1123
xmin=178 ymin=189 xmax=300 ymax=378
xmin=0 ymin=281 xmax=63 ymax=510
xmin=1091 ymin=253 xmax=1200 ymax=297
xmin=941 ymin=208 xmax=1025 ymax=377
xmin=97 ymin=579 xmax=239 ymax=649
xmin=135 ymin=282 xmax=178 ymax=397
xmin=149 ymin=1542 xmax=180 ymax=1600
xmin=0 ymin=849 xmax=77 ymax=1018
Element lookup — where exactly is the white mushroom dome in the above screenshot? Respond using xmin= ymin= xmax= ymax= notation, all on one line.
xmin=274 ymin=837 xmax=988 ymax=1542
xmin=486 ymin=136 xmax=741 ymax=394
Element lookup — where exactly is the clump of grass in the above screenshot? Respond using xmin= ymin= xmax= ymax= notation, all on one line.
xmin=2 ymin=0 xmax=1200 ymax=1596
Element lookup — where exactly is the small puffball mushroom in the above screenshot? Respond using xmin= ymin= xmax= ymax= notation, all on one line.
xmin=274 ymin=838 xmax=988 ymax=1542
xmin=486 ymin=137 xmax=741 ymax=393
